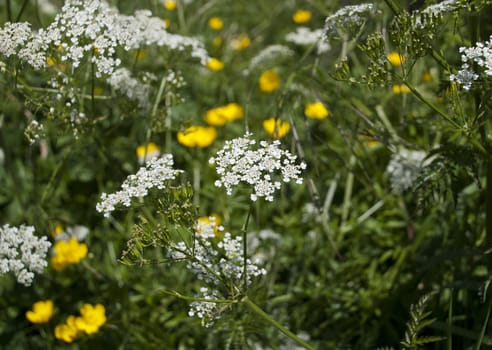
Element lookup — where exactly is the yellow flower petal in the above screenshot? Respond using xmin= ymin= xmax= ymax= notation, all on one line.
xmin=292 ymin=9 xmax=312 ymax=24
xmin=208 ymin=17 xmax=223 ymax=30
xmin=26 ymin=300 xmax=54 ymax=324
xmin=206 ymin=58 xmax=224 ymax=71
xmin=163 ymin=0 xmax=176 ymax=10
xmin=304 ymin=102 xmax=330 ymax=119
xmin=177 ymin=126 xmax=217 ymax=148
xmin=387 ymin=51 xmax=405 ymax=66
xmin=263 ymin=118 xmax=290 ymax=138
xmin=259 ymin=70 xmax=280 ymax=93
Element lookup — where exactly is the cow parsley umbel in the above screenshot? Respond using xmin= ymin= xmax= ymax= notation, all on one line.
xmin=96 ymin=154 xmax=182 ymax=217
xmin=209 ymin=133 xmax=306 ymax=202
xmin=0 ymin=225 xmax=51 ymax=286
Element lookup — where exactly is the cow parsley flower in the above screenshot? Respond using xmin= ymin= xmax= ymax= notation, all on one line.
xmin=209 ymin=133 xmax=306 ymax=202
xmin=285 ymin=27 xmax=330 ymax=54
xmin=0 ymin=224 xmax=51 ymax=286
xmin=385 ymin=148 xmax=427 ymax=194
xmin=107 ymin=68 xmax=151 ymax=108
xmin=96 ymin=154 xmax=182 ymax=216
xmin=323 ymin=4 xmax=379 ymax=40
xmin=450 ymin=37 xmax=492 ymax=90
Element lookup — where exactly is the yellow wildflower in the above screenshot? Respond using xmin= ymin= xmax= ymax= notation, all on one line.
xmin=136 ymin=142 xmax=161 ymax=164
xmin=387 ymin=51 xmax=405 ymax=66
xmin=133 ymin=50 xmax=146 ymax=60
xmin=205 ymin=103 xmax=244 ymax=126
xmin=231 ymin=34 xmax=251 ymax=50
xmin=208 ymin=17 xmax=223 ymax=30
xmin=259 ymin=70 xmax=280 ymax=93
xmin=293 ymin=9 xmax=312 ymax=24
xmin=177 ymin=126 xmax=217 ymax=148
xmin=162 ymin=18 xmax=171 ymax=28
xmin=392 ymin=84 xmax=410 ymax=94
xmin=46 ymin=57 xmax=56 ymax=66
xmin=75 ymin=304 xmax=107 ymax=335
xmin=304 ymin=102 xmax=330 ymax=119
xmin=163 ymin=0 xmax=176 ymax=10
xmin=26 ymin=300 xmax=54 ymax=324
xmin=51 ymin=224 xmax=64 ymax=238
xmin=55 ymin=316 xmax=82 ymax=343
xmin=51 ymin=238 xmax=88 ymax=270
xmin=422 ymin=71 xmax=433 ymax=82
xmin=263 ymin=118 xmax=290 ymax=138
xmin=206 ymin=58 xmax=225 ymax=71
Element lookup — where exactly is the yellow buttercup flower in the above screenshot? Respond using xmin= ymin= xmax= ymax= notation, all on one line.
xmin=163 ymin=0 xmax=176 ymax=10
xmin=55 ymin=316 xmax=82 ymax=343
xmin=422 ymin=71 xmax=433 ymax=82
xmin=304 ymin=102 xmax=330 ymax=119
xmin=26 ymin=300 xmax=54 ymax=324
xmin=263 ymin=118 xmax=290 ymax=138
xmin=136 ymin=142 xmax=161 ymax=164
xmin=162 ymin=18 xmax=171 ymax=28
xmin=259 ymin=70 xmax=280 ymax=93
xmin=75 ymin=304 xmax=107 ymax=335
xmin=51 ymin=237 xmax=88 ymax=270
xmin=392 ymin=84 xmax=410 ymax=94
xmin=231 ymin=34 xmax=251 ymax=50
xmin=208 ymin=17 xmax=223 ymax=30
xmin=46 ymin=57 xmax=56 ymax=66
xmin=207 ymin=58 xmax=225 ymax=71
xmin=177 ymin=126 xmax=217 ymax=148
xmin=292 ymin=9 xmax=312 ymax=24
xmin=205 ymin=103 xmax=244 ymax=126
xmin=387 ymin=51 xmax=405 ymax=66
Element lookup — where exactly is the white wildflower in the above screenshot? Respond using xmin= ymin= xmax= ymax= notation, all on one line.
xmin=107 ymin=68 xmax=151 ymax=109
xmin=450 ymin=36 xmax=492 ymax=90
xmin=0 ymin=225 xmax=51 ymax=286
xmin=209 ymin=133 xmax=306 ymax=202
xmin=54 ymin=225 xmax=89 ymax=242
xmin=285 ymin=27 xmax=330 ymax=54
xmin=323 ymin=4 xmax=379 ymax=39
xmin=385 ymin=148 xmax=427 ymax=194
xmin=96 ymin=154 xmax=182 ymax=217
xmin=188 ymin=287 xmax=222 ymax=327
xmin=247 ymin=45 xmax=294 ymax=72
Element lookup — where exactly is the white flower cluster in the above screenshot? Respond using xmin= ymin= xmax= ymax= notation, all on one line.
xmin=450 ymin=36 xmax=492 ymax=90
xmin=209 ymin=133 xmax=306 ymax=202
xmin=96 ymin=154 xmax=182 ymax=217
xmin=385 ymin=148 xmax=427 ymax=194
xmin=188 ymin=287 xmax=221 ymax=328
xmin=170 ymin=217 xmax=267 ymax=327
xmin=0 ymin=224 xmax=51 ymax=286
xmin=0 ymin=0 xmax=208 ymax=75
xmin=421 ymin=0 xmax=458 ymax=15
xmin=247 ymin=45 xmax=294 ymax=72
xmin=285 ymin=27 xmax=330 ymax=54
xmin=323 ymin=4 xmax=379 ymax=39
xmin=0 ymin=22 xmax=45 ymax=68
xmin=107 ymin=68 xmax=151 ymax=109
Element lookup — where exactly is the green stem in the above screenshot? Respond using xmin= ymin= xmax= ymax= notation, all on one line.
xmin=404 ymin=81 xmax=461 ymax=130
xmin=6 ymin=0 xmax=12 ymax=21
xmin=15 ymin=0 xmax=29 ymax=22
xmin=242 ymin=297 xmax=315 ymax=350
xmin=242 ymin=202 xmax=253 ymax=292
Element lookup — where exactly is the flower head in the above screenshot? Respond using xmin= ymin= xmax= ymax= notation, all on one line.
xmin=263 ymin=118 xmax=290 ymax=138
xmin=387 ymin=51 xmax=405 ymax=66
xmin=392 ymin=84 xmax=410 ymax=94
xmin=197 ymin=214 xmax=223 ymax=237
xmin=208 ymin=17 xmax=223 ymax=30
xmin=205 ymin=103 xmax=244 ymax=126
xmin=230 ymin=34 xmax=251 ymax=50
xmin=177 ymin=126 xmax=217 ymax=148
xmin=55 ymin=316 xmax=82 ymax=343
xmin=26 ymin=300 xmax=54 ymax=323
xmin=0 ymin=224 xmax=51 ymax=286
xmin=51 ymin=238 xmax=88 ymax=269
xmin=206 ymin=57 xmax=224 ymax=71
xmin=136 ymin=142 xmax=161 ymax=164
xmin=163 ymin=0 xmax=176 ymax=10
xmin=293 ymin=10 xmax=312 ymax=24
xmin=209 ymin=133 xmax=306 ymax=201
xmin=258 ymin=70 xmax=280 ymax=93
xmin=97 ymin=154 xmax=182 ymax=216
xmin=75 ymin=304 xmax=107 ymax=334
xmin=304 ymin=102 xmax=330 ymax=119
